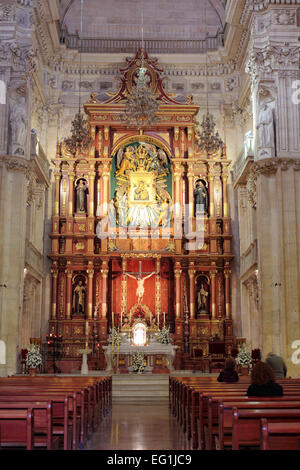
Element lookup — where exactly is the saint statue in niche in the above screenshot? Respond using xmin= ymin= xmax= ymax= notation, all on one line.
xmin=197 ymin=283 xmax=209 ymax=314
xmin=9 ymin=93 xmax=27 ymax=153
xmin=72 ymin=280 xmax=86 ymax=314
xmin=257 ymin=102 xmax=275 ymax=149
xmin=76 ymin=179 xmax=88 ymax=213
xmin=194 ymin=180 xmax=209 ymax=216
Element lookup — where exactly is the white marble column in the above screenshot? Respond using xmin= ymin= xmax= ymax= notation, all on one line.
xmin=0 ymin=159 xmax=28 ymax=375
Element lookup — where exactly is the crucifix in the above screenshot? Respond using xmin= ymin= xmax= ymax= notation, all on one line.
xmin=126 ymin=261 xmax=156 ymax=305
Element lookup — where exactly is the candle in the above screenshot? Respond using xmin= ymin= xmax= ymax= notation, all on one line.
xmin=157 ymin=312 xmax=160 ymax=327
xmin=85 ymin=320 xmax=89 ymax=336
xmin=163 ymin=312 xmax=165 ymax=326
xmin=121 ymin=311 xmax=122 ymax=327
xmin=112 ymin=311 xmax=114 ymax=328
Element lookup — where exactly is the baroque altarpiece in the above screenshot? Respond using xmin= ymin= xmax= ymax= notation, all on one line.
xmin=48 ymin=51 xmax=234 ymax=372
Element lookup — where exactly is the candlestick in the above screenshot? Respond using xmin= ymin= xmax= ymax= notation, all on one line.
xmin=111 ymin=320 xmax=114 ymax=373
xmin=117 ymin=339 xmax=120 ymax=375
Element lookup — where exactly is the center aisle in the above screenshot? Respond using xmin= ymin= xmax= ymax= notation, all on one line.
xmin=88 ymin=403 xmax=190 ymax=450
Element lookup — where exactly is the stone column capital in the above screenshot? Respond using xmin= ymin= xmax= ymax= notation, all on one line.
xmin=5 ymin=157 xmax=29 ymax=172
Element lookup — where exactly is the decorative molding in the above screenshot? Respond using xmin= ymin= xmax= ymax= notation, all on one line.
xmin=246 ymin=43 xmax=300 ymax=85
xmin=246 ymin=170 xmax=257 ymax=208
xmin=0 ymin=41 xmax=37 ymax=78
xmin=273 ymin=9 xmax=296 ymax=25
xmin=0 ymin=3 xmax=13 ymax=22
xmin=4 ymin=157 xmax=29 ymax=172
xmin=253 ymin=157 xmax=300 ymax=176
xmin=61 ymin=35 xmax=225 ymax=55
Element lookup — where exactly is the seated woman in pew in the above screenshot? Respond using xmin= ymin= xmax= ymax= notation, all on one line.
xmin=217 ymin=358 xmax=239 ymax=383
xmin=247 ymin=361 xmax=283 ymax=397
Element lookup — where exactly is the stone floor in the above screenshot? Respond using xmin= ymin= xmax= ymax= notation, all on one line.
xmin=87 ymin=403 xmax=190 ymax=450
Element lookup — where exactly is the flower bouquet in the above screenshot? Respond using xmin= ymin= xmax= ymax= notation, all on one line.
xmin=235 ymin=345 xmax=252 ymax=375
xmin=132 ymin=351 xmax=145 ymax=374
xmin=107 ymin=326 xmax=123 ymax=347
xmin=157 ymin=325 xmax=172 ymax=345
xmin=26 ymin=344 xmax=42 ymax=375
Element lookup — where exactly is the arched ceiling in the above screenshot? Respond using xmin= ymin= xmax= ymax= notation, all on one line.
xmin=58 ymin=0 xmax=225 ymax=41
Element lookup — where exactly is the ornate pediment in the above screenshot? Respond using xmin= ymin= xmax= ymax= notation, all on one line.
xmin=85 ymin=49 xmax=194 ymax=107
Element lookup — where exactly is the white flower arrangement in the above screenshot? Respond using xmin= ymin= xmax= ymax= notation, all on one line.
xmin=157 ymin=325 xmax=172 ymax=345
xmin=132 ymin=351 xmax=145 ymax=374
xmin=235 ymin=345 xmax=252 ymax=368
xmin=26 ymin=344 xmax=42 ymax=369
xmin=107 ymin=327 xmax=123 ymax=347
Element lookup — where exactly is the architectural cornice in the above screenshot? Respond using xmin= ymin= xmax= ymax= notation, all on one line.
xmin=246 ymin=0 xmax=300 ymax=13
xmin=254 ymin=157 xmax=300 ymax=175
xmin=0 ymin=155 xmax=30 ymax=172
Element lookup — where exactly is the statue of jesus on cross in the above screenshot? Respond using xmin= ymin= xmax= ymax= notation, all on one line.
xmin=126 ymin=262 xmax=157 ymax=304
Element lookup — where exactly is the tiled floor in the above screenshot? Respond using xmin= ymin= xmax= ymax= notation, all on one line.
xmin=88 ymin=403 xmax=190 ymax=450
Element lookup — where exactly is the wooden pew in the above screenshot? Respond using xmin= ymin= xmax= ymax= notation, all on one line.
xmin=0 ymin=408 xmax=33 ymax=450
xmin=0 ymin=375 xmax=112 ymax=449
xmin=0 ymin=381 xmax=91 ymax=446
xmin=261 ymin=419 xmax=300 ymax=450
xmin=207 ymin=393 xmax=300 ymax=450
xmin=199 ymin=388 xmax=248 ymax=450
xmin=170 ymin=377 xmax=300 ymax=451
xmin=0 ymin=390 xmax=75 ymax=450
xmin=186 ymin=384 xmax=249 ymax=448
xmin=232 ymin=407 xmax=300 ymax=450
xmin=4 ymin=378 xmax=95 ymax=435
xmin=191 ymin=381 xmax=300 ymax=448
xmin=170 ymin=377 xmax=249 ymax=448
xmin=0 ymin=401 xmax=62 ymax=450
xmin=6 ymin=376 xmax=111 ymax=430
xmin=217 ymin=401 xmax=300 ymax=450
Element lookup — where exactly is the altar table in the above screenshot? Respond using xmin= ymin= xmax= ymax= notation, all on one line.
xmin=103 ymin=342 xmax=178 ymax=373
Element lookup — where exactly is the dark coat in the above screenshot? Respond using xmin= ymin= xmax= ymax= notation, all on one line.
xmin=266 ymin=354 xmax=287 ymax=379
xmin=217 ymin=369 xmax=239 ymax=383
xmin=247 ymin=381 xmax=284 ymax=397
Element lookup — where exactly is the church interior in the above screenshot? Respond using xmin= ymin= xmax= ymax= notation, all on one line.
xmin=0 ymin=0 xmax=300 ymax=452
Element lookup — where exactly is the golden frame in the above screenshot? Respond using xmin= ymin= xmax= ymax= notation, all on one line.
xmin=128 ymin=171 xmax=157 ymax=207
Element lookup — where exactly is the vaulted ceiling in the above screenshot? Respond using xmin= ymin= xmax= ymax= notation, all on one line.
xmin=58 ymin=0 xmax=226 ymax=41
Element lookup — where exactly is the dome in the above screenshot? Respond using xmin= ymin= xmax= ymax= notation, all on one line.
xmin=59 ymin=0 xmax=225 ymax=42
